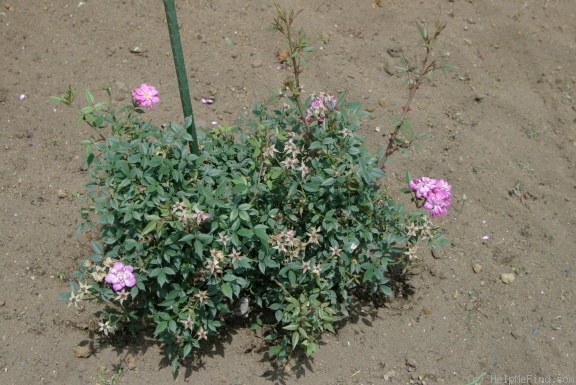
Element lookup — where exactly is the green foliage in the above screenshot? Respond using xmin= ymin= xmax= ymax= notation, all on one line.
xmin=61 ymin=6 xmax=449 ymax=375
xmin=67 ymin=90 xmax=440 ymax=372
xmin=49 ymin=85 xmax=77 ymax=106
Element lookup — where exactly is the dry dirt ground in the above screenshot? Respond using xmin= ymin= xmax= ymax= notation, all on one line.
xmin=1 ymin=0 xmax=576 ymax=384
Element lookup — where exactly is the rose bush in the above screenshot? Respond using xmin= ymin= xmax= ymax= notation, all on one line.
xmin=59 ymin=6 xmax=452 ymax=374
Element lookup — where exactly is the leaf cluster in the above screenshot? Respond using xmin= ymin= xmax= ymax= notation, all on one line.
xmin=68 ymin=91 xmax=436 ymax=373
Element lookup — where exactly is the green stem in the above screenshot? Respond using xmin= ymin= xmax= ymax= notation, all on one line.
xmin=163 ymin=0 xmax=199 ymax=156
xmin=379 ymin=50 xmax=435 ymax=168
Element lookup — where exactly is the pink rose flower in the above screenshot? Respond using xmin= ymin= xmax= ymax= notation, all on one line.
xmin=105 ymin=261 xmax=137 ymax=291
xmin=132 ymin=83 xmax=160 ymax=109
xmin=423 ymin=193 xmax=450 ymax=217
xmin=408 ymin=177 xmax=452 ymax=217
xmin=408 ymin=176 xmax=435 ymax=199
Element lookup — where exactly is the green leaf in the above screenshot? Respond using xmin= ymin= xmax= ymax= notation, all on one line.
xmin=141 ymin=220 xmax=158 ymax=236
xmin=303 ymin=181 xmax=320 ymax=192
xmin=91 ymin=241 xmax=104 ymax=255
xmin=58 ymin=292 xmax=71 ymax=301
xmin=321 ymin=177 xmax=335 ymax=186
xmin=237 ymin=228 xmax=253 ymax=238
xmin=238 ymin=210 xmax=250 ymax=221
xmin=182 ymin=343 xmax=193 ymax=358
xmin=157 ymin=270 xmax=167 ymax=287
xmin=308 ymin=141 xmax=322 ymax=150
xmin=291 ymin=331 xmax=300 ymax=347
xmin=405 ymin=169 xmax=413 ymax=183
xmin=254 ymin=225 xmax=268 ymax=242
xmin=288 ymin=270 xmax=296 ymax=286
xmin=168 ymin=320 xmax=177 ymax=333
xmin=163 ymin=267 xmax=176 ymax=275
xmin=233 ymin=184 xmax=247 ymax=194
xmin=275 ymin=309 xmax=283 ymax=322
xmin=322 ymin=137 xmax=335 ymax=145
xmin=380 ymin=285 xmax=393 ymax=296
xmin=154 ymin=321 xmax=168 ymax=336
xmin=268 ymin=345 xmax=283 ymax=356
xmin=363 ymin=266 xmax=375 ymax=282
xmin=269 ymin=168 xmax=284 ymax=180
xmin=269 ymin=303 xmax=282 ymax=311
xmin=282 ymin=324 xmax=298 ymax=331
xmin=221 ymin=283 xmax=233 ymax=299
xmin=85 ymin=89 xmax=95 ymax=105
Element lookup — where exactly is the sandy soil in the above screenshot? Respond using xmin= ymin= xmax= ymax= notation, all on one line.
xmin=1 ymin=0 xmax=575 ymax=384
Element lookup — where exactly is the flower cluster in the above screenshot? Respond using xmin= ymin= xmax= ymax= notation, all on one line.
xmin=68 ymin=259 xmax=137 ymax=311
xmin=305 ymin=92 xmax=337 ymax=122
xmin=105 ymin=261 xmax=137 ymax=291
xmin=269 ymin=229 xmax=307 ymax=259
xmin=408 ymin=176 xmax=452 ymax=217
xmin=171 ymin=201 xmax=211 ymax=225
xmin=132 ymin=83 xmax=160 ymax=109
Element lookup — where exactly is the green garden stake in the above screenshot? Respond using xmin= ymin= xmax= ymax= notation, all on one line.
xmin=163 ymin=0 xmax=199 ymax=155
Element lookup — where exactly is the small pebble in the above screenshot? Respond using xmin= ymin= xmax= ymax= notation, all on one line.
xmin=406 ymin=357 xmax=418 ymax=368
xmin=472 ymin=263 xmax=482 ymax=274
xmin=276 ymin=49 xmax=290 ymax=62
xmin=73 ymin=344 xmax=94 ymax=358
xmin=124 ymin=355 xmax=137 ymax=370
xmin=251 ymin=58 xmax=263 ymax=68
xmin=500 ymin=273 xmax=515 ymax=284
xmin=378 ymin=96 xmax=389 ymax=108
xmin=474 ymin=93 xmax=487 ymax=102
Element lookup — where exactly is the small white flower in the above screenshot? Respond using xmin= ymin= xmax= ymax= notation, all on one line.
xmin=296 ymin=162 xmax=311 ymax=178
xmin=312 ymin=264 xmax=322 ymax=276
xmin=180 ymin=315 xmax=195 ymax=330
xmin=404 ymin=245 xmax=419 ymax=260
xmin=405 ymin=222 xmax=418 ymax=238
xmin=330 ymin=245 xmax=342 ymax=257
xmin=91 ymin=266 xmax=106 ymax=282
xmin=196 ymin=327 xmax=208 ymax=340
xmin=229 ymin=248 xmax=242 ymax=262
xmin=68 ymin=291 xmax=83 ymax=309
xmin=98 ymin=319 xmax=114 ymax=336
xmin=194 ymin=290 xmax=209 ymax=304
xmin=281 ymin=157 xmax=298 ymax=169
xmin=77 ymin=281 xmax=92 ymax=296
xmin=217 ymin=233 xmax=231 ymax=246
xmin=263 ymin=144 xmax=280 ymax=158
xmin=114 ymin=289 xmax=130 ymax=306
xmin=206 ymin=258 xmax=222 ymax=275
xmin=283 ymin=140 xmax=300 ymax=156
